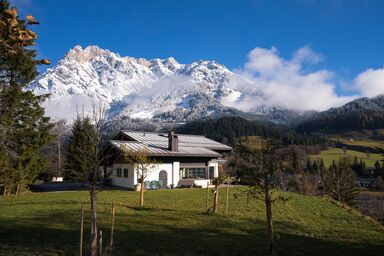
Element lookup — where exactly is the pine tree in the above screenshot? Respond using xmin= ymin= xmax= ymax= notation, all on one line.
xmin=0 ymin=1 xmax=52 ymax=195
xmin=316 ymin=159 xmax=326 ymax=195
xmin=65 ymin=116 xmax=98 ymax=181
xmin=65 ymin=112 xmax=104 ymax=256
xmin=312 ymin=161 xmax=319 ymax=173
xmin=306 ymin=158 xmax=313 ymax=172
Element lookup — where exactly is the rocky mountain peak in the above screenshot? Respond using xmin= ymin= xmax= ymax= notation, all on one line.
xmin=64 ymin=45 xmax=116 ymax=64
xmin=28 ymin=45 xmax=304 ymax=125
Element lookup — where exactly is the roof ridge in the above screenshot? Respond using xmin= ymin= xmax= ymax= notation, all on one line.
xmin=121 ymin=130 xmax=207 ymax=138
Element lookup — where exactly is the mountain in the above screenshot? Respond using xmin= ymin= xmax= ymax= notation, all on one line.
xmin=28 ymin=45 xmax=305 ymax=126
xmin=296 ymin=95 xmax=384 ymax=132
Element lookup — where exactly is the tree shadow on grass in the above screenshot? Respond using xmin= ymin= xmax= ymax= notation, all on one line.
xmin=0 ymin=209 xmax=383 ymax=256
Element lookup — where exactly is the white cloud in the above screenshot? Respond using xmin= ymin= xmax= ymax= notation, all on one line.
xmin=230 ymin=46 xmax=356 ymax=112
xmin=353 ymin=68 xmax=384 ymax=97
xmin=43 ymin=94 xmax=103 ymax=123
xmin=292 ymin=45 xmax=324 ymax=65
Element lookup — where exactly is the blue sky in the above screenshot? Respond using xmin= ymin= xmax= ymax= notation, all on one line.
xmin=11 ymin=0 xmax=384 ymax=99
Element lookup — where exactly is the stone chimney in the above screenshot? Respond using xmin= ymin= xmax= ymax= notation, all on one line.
xmin=168 ymin=131 xmax=179 ymax=151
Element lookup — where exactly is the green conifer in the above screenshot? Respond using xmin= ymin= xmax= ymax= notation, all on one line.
xmin=0 ymin=0 xmax=52 ymax=195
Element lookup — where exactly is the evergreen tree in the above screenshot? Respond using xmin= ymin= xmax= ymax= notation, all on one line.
xmin=306 ymin=158 xmax=313 ymax=172
xmin=0 ymin=1 xmax=52 ymax=195
xmin=318 ymin=159 xmax=326 ymax=195
xmin=329 ymin=160 xmax=337 ymax=172
xmin=351 ymin=156 xmax=359 ymax=172
xmin=65 ymin=116 xmax=98 ymax=181
xmin=319 ymin=159 xmax=325 ymax=176
xmin=312 ymin=161 xmax=319 ymax=173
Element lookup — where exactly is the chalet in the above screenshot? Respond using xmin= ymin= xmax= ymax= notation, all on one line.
xmin=102 ymin=131 xmax=232 ymax=189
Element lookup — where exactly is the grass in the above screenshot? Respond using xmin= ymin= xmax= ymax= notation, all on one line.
xmin=334 ymin=139 xmax=384 ymax=150
xmin=328 ymin=129 xmax=384 ymax=141
xmin=241 ymin=136 xmax=383 ymax=168
xmin=328 ymin=135 xmax=384 ymax=152
xmin=310 ymin=147 xmax=382 ymax=168
xmin=238 ymin=136 xmax=265 ymax=150
xmin=0 ymin=188 xmax=384 ymax=255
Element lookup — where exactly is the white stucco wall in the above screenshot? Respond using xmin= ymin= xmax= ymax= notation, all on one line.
xmin=208 ymin=161 xmax=219 ymax=178
xmin=172 ymin=161 xmax=180 ymax=188
xmin=142 ymin=163 xmax=173 ymax=188
xmin=111 ymin=160 xmax=220 ymax=189
xmin=111 ymin=163 xmax=135 ymax=188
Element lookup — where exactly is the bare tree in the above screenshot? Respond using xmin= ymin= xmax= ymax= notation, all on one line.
xmin=123 ymin=145 xmax=159 ymax=207
xmin=227 ymin=140 xmax=290 ymax=256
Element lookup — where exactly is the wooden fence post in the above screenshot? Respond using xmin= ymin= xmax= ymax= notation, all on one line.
xmin=110 ymin=202 xmax=116 ymax=249
xmin=225 ymin=181 xmax=230 ymax=214
xmin=213 ymin=184 xmax=219 ymax=213
xmin=99 ymin=230 xmax=103 ymax=256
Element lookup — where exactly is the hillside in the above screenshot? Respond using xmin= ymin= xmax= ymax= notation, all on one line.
xmin=176 ymin=116 xmax=328 ymax=145
xmin=0 ymin=189 xmax=383 ymax=255
xmin=297 ymin=95 xmax=384 ymax=132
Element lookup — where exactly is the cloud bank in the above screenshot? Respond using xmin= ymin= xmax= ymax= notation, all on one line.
xmin=353 ymin=68 xmax=384 ymax=97
xmin=231 ymin=46 xmax=358 ymax=112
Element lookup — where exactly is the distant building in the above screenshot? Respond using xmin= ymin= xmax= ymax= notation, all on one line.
xmin=102 ymin=131 xmax=232 ymax=189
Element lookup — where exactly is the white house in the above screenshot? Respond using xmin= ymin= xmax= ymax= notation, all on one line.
xmin=102 ymin=131 xmax=232 ymax=189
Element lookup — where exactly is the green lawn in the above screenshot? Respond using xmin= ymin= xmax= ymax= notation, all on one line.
xmin=328 ymin=136 xmax=384 ymax=151
xmin=0 ymin=188 xmax=383 ymax=255
xmin=310 ymin=148 xmax=382 ymax=167
xmin=335 ymin=139 xmax=384 ymax=149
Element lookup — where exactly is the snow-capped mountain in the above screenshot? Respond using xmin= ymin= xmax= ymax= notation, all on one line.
xmin=28 ymin=45 xmax=303 ymax=124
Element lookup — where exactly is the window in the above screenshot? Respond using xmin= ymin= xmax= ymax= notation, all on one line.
xmin=209 ymin=166 xmax=215 ymax=178
xmin=116 ymin=168 xmax=122 ymax=177
xmin=123 ymin=168 xmax=129 ymax=178
xmin=179 ymin=167 xmax=206 ymax=179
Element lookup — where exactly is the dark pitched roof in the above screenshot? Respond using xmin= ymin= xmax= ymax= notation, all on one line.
xmin=109 ymin=140 xmax=221 ymax=158
xmin=108 ymin=131 xmax=232 ymax=158
xmin=120 ymin=131 xmax=232 ymax=151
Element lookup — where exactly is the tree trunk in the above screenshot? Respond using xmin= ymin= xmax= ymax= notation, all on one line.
xmin=225 ymin=181 xmax=230 ymax=214
xmin=265 ymin=175 xmax=276 ymax=256
xmin=79 ymin=205 xmax=84 ymax=256
xmin=16 ymin=183 xmax=20 ymax=196
xmin=90 ymin=190 xmax=98 ymax=256
xmin=213 ymin=184 xmax=219 ymax=213
xmin=140 ymin=179 xmax=144 ymax=207
xmin=57 ymin=134 xmax=61 ymax=177
xmin=206 ymin=182 xmax=210 ymax=211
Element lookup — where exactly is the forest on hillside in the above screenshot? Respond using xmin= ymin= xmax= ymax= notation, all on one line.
xmin=176 ymin=116 xmax=329 ymax=146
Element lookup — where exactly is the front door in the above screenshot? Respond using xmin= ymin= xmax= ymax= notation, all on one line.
xmin=159 ymin=170 xmax=167 ymax=189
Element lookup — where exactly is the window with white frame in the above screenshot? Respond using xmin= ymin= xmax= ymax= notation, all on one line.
xmin=123 ymin=168 xmax=129 ymax=178
xmin=116 ymin=168 xmax=122 ymax=177
xmin=179 ymin=167 xmax=206 ymax=179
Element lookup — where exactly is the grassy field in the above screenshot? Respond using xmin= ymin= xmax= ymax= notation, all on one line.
xmin=238 ymin=136 xmax=265 ymax=150
xmin=0 ymin=188 xmax=384 ymax=255
xmin=333 ymin=138 xmax=384 ymax=150
xmin=310 ymin=147 xmax=382 ymax=168
xmin=240 ymin=136 xmax=383 ymax=168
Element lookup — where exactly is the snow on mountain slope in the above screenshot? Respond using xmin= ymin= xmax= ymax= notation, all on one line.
xmin=28 ymin=45 xmax=298 ymax=123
